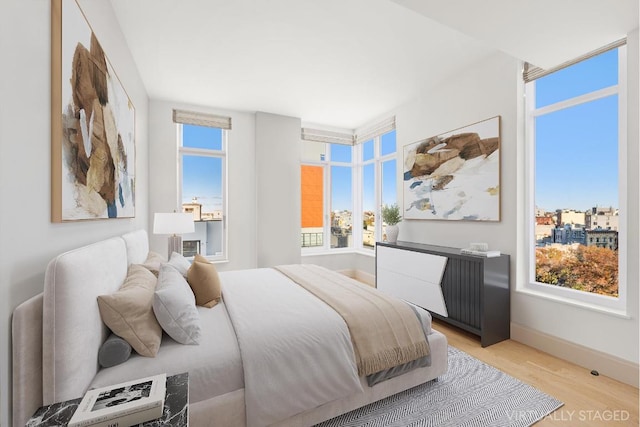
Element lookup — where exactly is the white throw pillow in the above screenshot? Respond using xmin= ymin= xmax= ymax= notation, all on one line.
xmin=168 ymin=251 xmax=192 ymax=278
xmin=153 ymin=263 xmax=202 ymax=345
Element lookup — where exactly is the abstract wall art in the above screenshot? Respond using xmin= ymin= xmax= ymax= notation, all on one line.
xmin=403 ymin=116 xmax=501 ymax=221
xmin=51 ymin=0 xmax=135 ymax=222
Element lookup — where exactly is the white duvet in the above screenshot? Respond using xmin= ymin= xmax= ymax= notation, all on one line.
xmin=220 ymin=268 xmax=362 ymax=427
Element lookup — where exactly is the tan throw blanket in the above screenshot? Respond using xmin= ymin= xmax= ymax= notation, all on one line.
xmin=274 ymin=264 xmax=430 ymax=376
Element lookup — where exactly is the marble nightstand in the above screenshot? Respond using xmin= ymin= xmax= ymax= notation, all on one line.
xmin=26 ymin=372 xmax=189 ymax=426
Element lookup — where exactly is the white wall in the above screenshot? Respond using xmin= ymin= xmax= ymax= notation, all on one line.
xmin=148 ymin=100 xmax=258 ymax=272
xmin=395 ymin=52 xmax=518 ymax=253
xmin=0 ymin=1 xmax=149 ymax=425
xmin=256 ymin=112 xmax=302 ymax=267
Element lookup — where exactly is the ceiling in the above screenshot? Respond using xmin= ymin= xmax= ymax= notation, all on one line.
xmin=108 ymin=0 xmax=638 ymax=129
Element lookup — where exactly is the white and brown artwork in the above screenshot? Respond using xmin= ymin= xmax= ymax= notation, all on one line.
xmin=403 ymin=116 xmax=500 ymax=221
xmin=51 ymin=0 xmax=135 ymax=222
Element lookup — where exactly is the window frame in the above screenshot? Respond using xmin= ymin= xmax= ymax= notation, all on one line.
xmin=357 ymin=132 xmax=397 ymax=251
xmin=522 ymin=45 xmax=627 ymax=313
xmin=177 ymin=124 xmax=229 ymax=262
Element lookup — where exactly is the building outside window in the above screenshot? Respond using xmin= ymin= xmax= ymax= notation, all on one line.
xmin=524 ymin=42 xmax=626 ymax=309
xmin=174 ymin=110 xmax=230 ymax=260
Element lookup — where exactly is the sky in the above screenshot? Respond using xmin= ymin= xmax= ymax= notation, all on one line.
xmin=534 ymin=48 xmax=619 ymax=212
xmin=182 ymin=125 xmax=223 ymax=213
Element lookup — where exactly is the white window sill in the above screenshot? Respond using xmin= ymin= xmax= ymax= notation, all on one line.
xmin=515 ymin=287 xmax=630 ymax=319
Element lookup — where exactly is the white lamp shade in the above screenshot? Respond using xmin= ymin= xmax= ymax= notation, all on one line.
xmin=153 ymin=213 xmax=195 ymax=235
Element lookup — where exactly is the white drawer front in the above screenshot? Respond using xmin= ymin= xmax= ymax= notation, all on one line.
xmin=377 ymin=245 xmax=447 ymax=285
xmin=376 ymin=245 xmax=448 ymax=317
xmin=376 ymin=268 xmax=448 ymax=316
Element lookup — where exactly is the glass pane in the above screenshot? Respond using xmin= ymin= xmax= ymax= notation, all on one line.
xmin=182 ymin=124 xmax=223 ymax=150
xmin=381 ymin=160 xmax=397 ymax=207
xmin=535 ymin=48 xmax=619 ymax=108
xmin=362 ymin=140 xmax=374 ymax=161
xmin=381 ymin=130 xmax=396 ymax=156
xmin=301 ymin=165 xmax=324 ymax=248
xmin=534 ymin=95 xmax=618 ymax=296
xmin=181 ymin=155 xmax=224 ymax=256
xmin=362 ymin=164 xmax=375 ymax=250
xmin=330 ymin=143 xmax=352 ymax=163
xmin=301 ymin=141 xmax=326 ymax=162
xmin=330 ymin=166 xmax=352 ymax=248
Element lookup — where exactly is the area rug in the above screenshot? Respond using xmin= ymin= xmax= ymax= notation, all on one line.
xmin=316 ymin=346 xmax=563 ymax=427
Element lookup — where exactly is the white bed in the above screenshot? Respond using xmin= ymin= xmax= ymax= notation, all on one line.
xmin=12 ymin=230 xmax=448 ymax=426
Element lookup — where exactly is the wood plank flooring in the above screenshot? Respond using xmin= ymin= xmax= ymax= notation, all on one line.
xmin=433 ymin=319 xmax=639 ymax=426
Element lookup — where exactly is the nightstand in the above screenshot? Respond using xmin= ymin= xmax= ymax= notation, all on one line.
xmin=26 ymin=372 xmax=189 ymax=426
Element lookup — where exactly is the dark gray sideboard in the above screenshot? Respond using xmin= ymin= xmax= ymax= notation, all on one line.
xmin=376 ymin=241 xmax=510 ymax=347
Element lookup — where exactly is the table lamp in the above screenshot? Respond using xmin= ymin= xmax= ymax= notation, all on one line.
xmin=153 ymin=212 xmax=195 ymax=259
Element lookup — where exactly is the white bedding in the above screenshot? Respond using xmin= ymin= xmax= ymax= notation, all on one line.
xmin=221 ymin=268 xmax=363 ymax=427
xmin=90 ymin=303 xmax=244 ymax=404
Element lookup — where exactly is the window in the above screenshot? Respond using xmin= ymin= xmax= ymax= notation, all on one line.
xmin=174 ymin=110 xmax=231 ymax=260
xmin=300 ymin=121 xmax=397 ymax=252
xmin=524 ymin=42 xmax=626 ymax=309
xmin=361 ymin=130 xmax=397 ymax=250
xmin=301 ymin=142 xmax=353 ymax=249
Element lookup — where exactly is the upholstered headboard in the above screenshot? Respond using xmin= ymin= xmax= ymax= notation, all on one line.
xmin=12 ymin=230 xmax=150 ymax=426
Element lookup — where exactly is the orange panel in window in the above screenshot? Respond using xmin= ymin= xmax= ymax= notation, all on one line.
xmin=301 ymin=165 xmax=323 ymax=228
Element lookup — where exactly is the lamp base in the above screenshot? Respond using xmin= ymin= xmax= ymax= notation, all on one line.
xmin=167 ymin=235 xmax=183 ymax=259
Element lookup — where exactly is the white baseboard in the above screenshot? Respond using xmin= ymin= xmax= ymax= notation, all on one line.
xmin=511 ymin=322 xmax=639 ymax=388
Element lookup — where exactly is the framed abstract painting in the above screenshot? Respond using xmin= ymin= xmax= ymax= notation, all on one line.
xmin=403 ymin=116 xmax=501 ymax=221
xmin=51 ymin=0 xmax=135 ymax=222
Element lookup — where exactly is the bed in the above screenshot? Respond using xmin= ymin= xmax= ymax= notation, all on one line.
xmin=12 ymin=230 xmax=448 ymax=426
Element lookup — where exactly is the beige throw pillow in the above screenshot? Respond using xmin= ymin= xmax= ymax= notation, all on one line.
xmin=140 ymin=251 xmax=166 ymax=277
xmin=187 ymin=255 xmax=221 ymax=308
xmin=97 ymin=264 xmax=162 ymax=357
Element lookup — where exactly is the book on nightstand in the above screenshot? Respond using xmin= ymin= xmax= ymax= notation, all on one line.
xmin=68 ymin=374 xmax=166 ymax=427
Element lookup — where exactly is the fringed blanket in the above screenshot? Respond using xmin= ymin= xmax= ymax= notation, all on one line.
xmin=274 ymin=264 xmax=430 ymax=376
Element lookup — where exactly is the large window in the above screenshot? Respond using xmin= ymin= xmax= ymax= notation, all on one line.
xmin=524 ymin=43 xmax=626 ymax=309
xmin=300 ymin=124 xmax=396 ymax=252
xmin=175 ymin=110 xmax=230 ymax=260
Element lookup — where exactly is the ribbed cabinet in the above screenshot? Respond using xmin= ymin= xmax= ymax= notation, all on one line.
xmin=376 ymin=241 xmax=510 ymax=347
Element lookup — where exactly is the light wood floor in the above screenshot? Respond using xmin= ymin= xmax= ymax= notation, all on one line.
xmin=432 ymin=319 xmax=639 ymax=426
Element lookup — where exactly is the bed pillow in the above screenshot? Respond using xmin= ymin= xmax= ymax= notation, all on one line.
xmin=97 ymin=264 xmax=162 ymax=357
xmin=187 ymin=255 xmax=221 ymax=308
xmin=153 ymin=263 xmax=202 ymax=344
xmin=168 ymin=251 xmax=192 ymax=278
xmin=140 ymin=251 xmax=166 ymax=276
xmin=98 ymin=333 xmax=132 ymax=368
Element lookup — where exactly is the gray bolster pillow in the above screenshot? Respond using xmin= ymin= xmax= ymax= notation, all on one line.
xmin=98 ymin=333 xmax=132 ymax=368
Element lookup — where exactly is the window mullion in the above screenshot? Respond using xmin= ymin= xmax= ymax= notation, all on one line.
xmin=324 ymin=162 xmax=331 ymax=251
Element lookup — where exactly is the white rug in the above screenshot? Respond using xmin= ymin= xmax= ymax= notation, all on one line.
xmin=316 ymin=346 xmax=563 ymax=427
